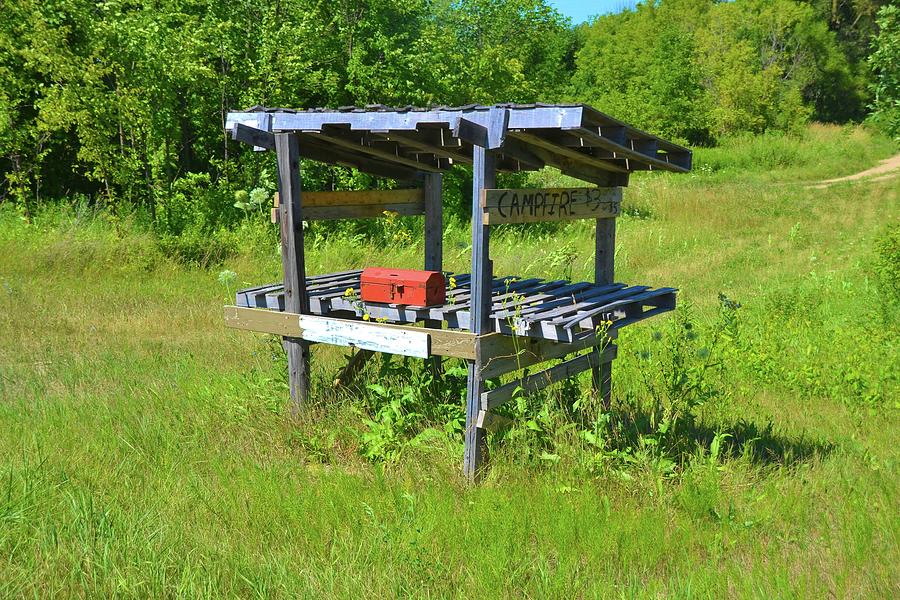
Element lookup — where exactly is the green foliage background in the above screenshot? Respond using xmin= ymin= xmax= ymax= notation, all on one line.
xmin=0 ymin=0 xmax=896 ymax=236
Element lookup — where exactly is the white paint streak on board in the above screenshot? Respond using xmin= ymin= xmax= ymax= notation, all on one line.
xmin=298 ymin=315 xmax=430 ymax=358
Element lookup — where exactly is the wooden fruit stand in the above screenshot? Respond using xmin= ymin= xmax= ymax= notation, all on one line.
xmin=223 ymin=104 xmax=691 ymax=480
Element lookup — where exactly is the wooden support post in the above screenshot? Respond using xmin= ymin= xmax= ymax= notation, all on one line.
xmin=593 ymin=217 xmax=616 ymax=410
xmin=275 ymin=133 xmax=311 ymax=416
xmin=464 ymin=146 xmax=496 ymax=481
xmin=423 ymin=172 xmax=443 ymax=379
xmin=424 ymin=172 xmax=443 ymax=273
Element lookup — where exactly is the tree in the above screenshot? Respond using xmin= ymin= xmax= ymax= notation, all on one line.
xmin=867 ymin=4 xmax=900 ymax=139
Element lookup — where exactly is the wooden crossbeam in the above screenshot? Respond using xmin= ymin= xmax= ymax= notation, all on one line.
xmin=481 ymin=345 xmax=617 ymax=410
xmin=272 ymin=189 xmax=425 ymax=221
xmin=479 ymin=332 xmax=617 ymax=379
xmin=376 ymin=128 xmax=472 ymax=165
xmin=510 ymin=131 xmax=630 ymax=174
xmin=564 ymin=127 xmax=690 ymax=172
xmin=223 ymin=306 xmax=482 ymax=360
xmin=233 ymin=123 xmax=275 ymax=150
xmin=295 ymin=133 xmax=423 ymax=181
xmin=313 ymin=128 xmax=445 ymax=172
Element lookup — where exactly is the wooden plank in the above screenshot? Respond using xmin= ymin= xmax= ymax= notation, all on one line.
xmin=509 ymin=131 xmax=630 ymax=174
xmin=479 ymin=331 xmax=617 ymax=379
xmin=232 ymin=123 xmax=275 ymax=150
xmin=222 ymin=306 xmax=480 ymax=360
xmin=424 ymin=174 xmax=442 ymax=272
xmin=238 ymin=284 xmax=283 ymax=308
xmin=564 ymin=127 xmax=690 ymax=173
xmin=312 ymin=129 xmax=444 ymax=172
xmin=299 ymin=315 xmax=430 ymax=358
xmin=449 ymin=278 xmax=559 ymax=331
xmin=595 ymin=218 xmax=616 ymax=285
xmin=481 ymin=187 xmax=621 ymax=225
xmin=518 ymin=285 xmax=646 ymax=326
xmin=489 ymin=279 xmax=566 ymax=309
xmin=594 ymin=207 xmax=616 ymax=409
xmin=273 ymin=189 xmax=428 ymax=221
xmin=464 ymin=145 xmax=497 ymax=482
xmin=490 ymin=282 xmax=613 ymax=320
xmin=302 ymin=188 xmax=424 ymax=207
xmin=304 ymin=202 xmax=424 ymax=220
xmin=481 ymin=345 xmax=616 ymax=410
xmin=295 ymin=132 xmax=424 ymax=181
xmin=443 ymin=277 xmax=544 ymax=312
xmin=275 ymin=133 xmax=311 ymax=416
xmin=224 ymin=305 xmax=302 ymax=338
xmin=423 ymin=172 xmax=444 ymax=375
xmin=376 ymin=128 xmax=472 ymax=165
xmin=564 ymin=288 xmax=678 ymax=330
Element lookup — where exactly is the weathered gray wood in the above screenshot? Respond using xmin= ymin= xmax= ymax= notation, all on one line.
xmin=490 ymin=282 xmax=595 ymax=324
xmin=561 ymin=287 xmax=678 ymax=330
xmin=464 ymin=145 xmax=497 ymax=482
xmin=315 ymin=128 xmax=444 ymax=172
xmin=423 ymin=172 xmax=444 ymax=377
xmin=304 ymin=202 xmax=424 ymax=220
xmin=595 ymin=217 xmax=616 ymax=285
xmin=520 ymin=286 xmax=648 ymax=329
xmin=482 ymin=345 xmax=617 ymax=410
xmin=424 ymin=173 xmax=443 ymax=273
xmin=376 ymin=128 xmax=472 ymax=165
xmin=481 ymin=187 xmax=621 ymax=225
xmin=303 ymin=189 xmax=424 ymax=207
xmin=509 ymin=131 xmax=629 ymax=174
xmin=232 ymin=123 xmax=275 ymax=150
xmin=295 ymin=133 xmax=423 ymax=181
xmin=226 ymin=104 xmax=692 ymax=183
xmin=275 ymin=133 xmax=311 ymax=416
xmin=566 ymin=127 xmax=690 ymax=173
xmin=593 ymin=212 xmax=616 ymax=409
xmin=479 ymin=330 xmax=617 ymax=379
xmin=454 ymin=108 xmax=508 ymax=150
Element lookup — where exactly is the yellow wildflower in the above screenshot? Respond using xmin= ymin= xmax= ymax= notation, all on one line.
xmin=363 ymin=313 xmax=371 ymax=321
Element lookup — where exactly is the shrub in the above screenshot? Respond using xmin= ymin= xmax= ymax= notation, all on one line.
xmin=872 ymin=224 xmax=900 ymax=323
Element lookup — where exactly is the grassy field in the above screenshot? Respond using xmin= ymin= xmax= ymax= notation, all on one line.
xmin=0 ymin=124 xmax=898 ymax=597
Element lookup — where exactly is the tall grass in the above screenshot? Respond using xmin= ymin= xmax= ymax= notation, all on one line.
xmin=0 ymin=124 xmax=897 ymax=597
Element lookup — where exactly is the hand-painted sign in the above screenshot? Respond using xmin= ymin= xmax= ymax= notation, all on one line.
xmin=298 ymin=315 xmax=430 ymax=358
xmin=481 ymin=187 xmax=621 ymax=225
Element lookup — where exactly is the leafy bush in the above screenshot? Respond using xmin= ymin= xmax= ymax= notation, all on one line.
xmin=868 ymin=5 xmax=900 ymax=140
xmin=872 ymin=224 xmax=900 ymax=322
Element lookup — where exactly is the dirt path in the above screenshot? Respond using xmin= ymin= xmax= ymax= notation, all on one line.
xmin=810 ymin=152 xmax=900 ymax=188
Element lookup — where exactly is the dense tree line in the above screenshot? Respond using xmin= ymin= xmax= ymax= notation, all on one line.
xmin=0 ymin=0 xmax=895 ymax=228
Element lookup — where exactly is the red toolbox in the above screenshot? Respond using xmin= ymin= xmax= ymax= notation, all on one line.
xmin=360 ymin=268 xmax=446 ymax=306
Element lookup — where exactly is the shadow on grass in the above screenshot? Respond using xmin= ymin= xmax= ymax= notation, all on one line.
xmin=612 ymin=410 xmax=834 ymax=468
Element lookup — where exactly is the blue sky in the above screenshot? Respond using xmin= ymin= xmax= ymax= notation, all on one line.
xmin=549 ymin=0 xmax=638 ymax=24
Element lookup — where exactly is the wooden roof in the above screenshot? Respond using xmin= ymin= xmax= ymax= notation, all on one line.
xmin=225 ymin=103 xmax=691 ymax=185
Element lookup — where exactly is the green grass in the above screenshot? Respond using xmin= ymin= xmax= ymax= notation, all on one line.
xmin=0 ymin=124 xmax=898 ymax=597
